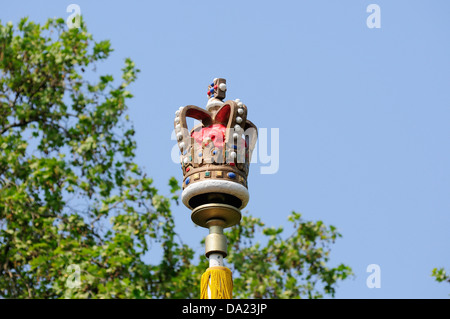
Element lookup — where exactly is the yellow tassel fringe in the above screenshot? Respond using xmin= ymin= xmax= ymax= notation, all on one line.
xmin=200 ymin=266 xmax=233 ymax=299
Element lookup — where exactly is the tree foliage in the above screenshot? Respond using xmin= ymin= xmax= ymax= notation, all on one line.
xmin=226 ymin=212 xmax=352 ymax=298
xmin=0 ymin=17 xmax=352 ymax=299
xmin=432 ymin=268 xmax=450 ymax=286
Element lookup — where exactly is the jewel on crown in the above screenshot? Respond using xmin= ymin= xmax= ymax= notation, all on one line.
xmin=174 ymin=78 xmax=257 ymax=210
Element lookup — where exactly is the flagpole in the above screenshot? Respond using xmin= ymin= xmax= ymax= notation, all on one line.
xmin=208 ymin=253 xmax=224 ymax=298
xmin=174 ymin=78 xmax=257 ymax=299
xmin=195 ymin=205 xmax=236 ymax=299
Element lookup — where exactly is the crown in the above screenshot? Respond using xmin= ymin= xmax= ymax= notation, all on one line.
xmin=174 ymin=78 xmax=258 ymax=211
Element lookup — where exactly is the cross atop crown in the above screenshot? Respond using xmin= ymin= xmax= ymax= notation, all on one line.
xmin=207 ymin=78 xmax=227 ymax=100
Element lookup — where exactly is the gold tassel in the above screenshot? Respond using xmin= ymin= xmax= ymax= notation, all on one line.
xmin=200 ymin=266 xmax=233 ymax=299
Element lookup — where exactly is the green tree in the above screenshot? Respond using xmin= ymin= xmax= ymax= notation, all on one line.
xmin=0 ymin=17 xmax=352 ymax=299
xmin=432 ymin=268 xmax=450 ymax=287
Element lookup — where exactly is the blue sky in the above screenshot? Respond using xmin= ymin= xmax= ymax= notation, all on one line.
xmin=2 ymin=0 xmax=450 ymax=298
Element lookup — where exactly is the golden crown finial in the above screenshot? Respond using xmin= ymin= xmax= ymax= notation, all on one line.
xmin=174 ymin=78 xmax=257 ymax=234
xmin=175 ymin=79 xmax=258 ymax=297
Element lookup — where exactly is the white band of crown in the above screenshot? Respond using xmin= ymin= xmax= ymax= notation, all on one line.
xmin=181 ymin=180 xmax=250 ymax=210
